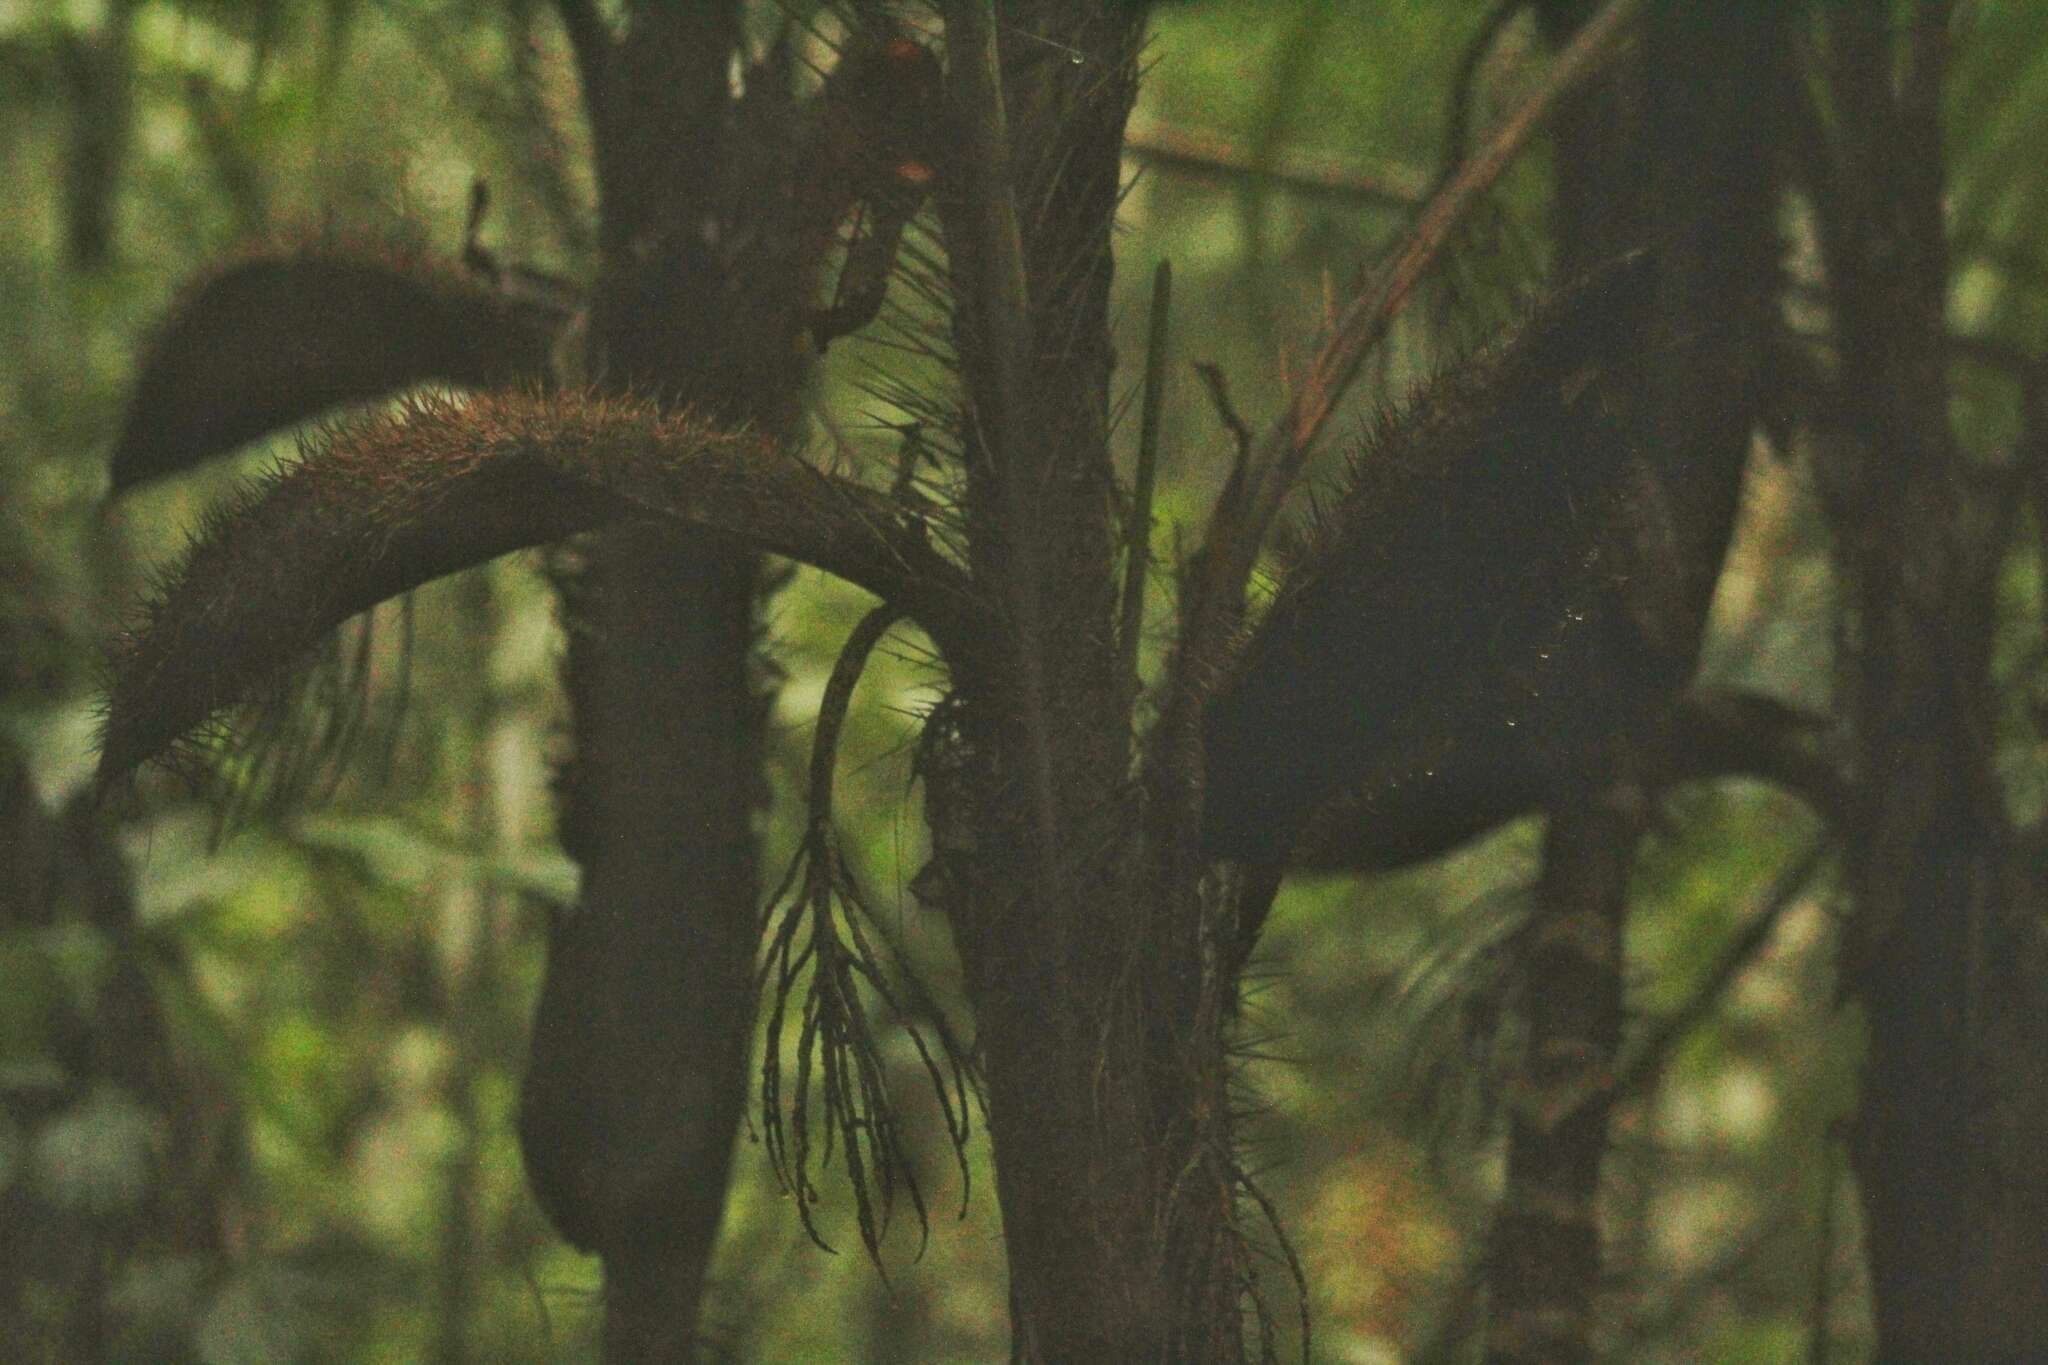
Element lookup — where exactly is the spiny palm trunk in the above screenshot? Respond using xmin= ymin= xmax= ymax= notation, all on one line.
xmin=930 ymin=5 xmax=1250 ymax=1358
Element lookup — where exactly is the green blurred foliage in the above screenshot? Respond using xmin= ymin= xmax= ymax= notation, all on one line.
xmin=4 ymin=1 xmax=2047 ymax=1361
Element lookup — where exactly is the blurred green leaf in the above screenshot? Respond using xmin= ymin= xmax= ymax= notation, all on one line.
xmin=108 ymin=1252 xmax=212 ymax=1330
xmin=197 ymin=1262 xmax=314 ymax=1365
xmin=31 ymin=1082 xmax=164 ymax=1215
xmin=37 ymin=918 xmax=115 ymax=1016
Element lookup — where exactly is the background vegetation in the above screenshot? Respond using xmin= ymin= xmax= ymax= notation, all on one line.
xmin=4 ymin=1 xmax=2044 ymax=1360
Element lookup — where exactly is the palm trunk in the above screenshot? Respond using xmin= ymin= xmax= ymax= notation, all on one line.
xmin=515 ymin=6 xmax=784 ymax=1359
xmin=1489 ymin=6 xmax=1785 ymax=1359
xmin=1800 ymin=8 xmax=2048 ymax=1355
xmin=929 ymin=5 xmax=1251 ymax=1357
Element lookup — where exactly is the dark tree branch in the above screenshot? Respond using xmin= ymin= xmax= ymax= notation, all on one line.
xmin=1794 ymin=7 xmax=2048 ymax=1355
xmin=57 ymin=0 xmax=141 ymax=270
xmin=1489 ymin=782 xmax=1642 ymax=1365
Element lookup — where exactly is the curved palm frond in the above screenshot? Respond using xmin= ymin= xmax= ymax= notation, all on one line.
xmin=1201 ymin=251 xmax=1669 ymax=867
xmin=99 ymin=389 xmax=975 ymax=787
xmin=110 ymin=244 xmax=568 ymax=492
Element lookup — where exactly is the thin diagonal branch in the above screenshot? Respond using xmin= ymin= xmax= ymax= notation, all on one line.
xmin=1191 ymin=0 xmax=1646 ymax=672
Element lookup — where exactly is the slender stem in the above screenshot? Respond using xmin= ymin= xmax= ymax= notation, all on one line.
xmin=435 ymin=569 xmax=504 ymax=1365
xmin=1487 ymin=788 xmax=1642 ymax=1365
xmin=809 ymin=605 xmax=905 ymax=833
xmin=1119 ymin=259 xmax=1172 ymax=700
xmin=942 ymin=0 xmax=1064 ymax=902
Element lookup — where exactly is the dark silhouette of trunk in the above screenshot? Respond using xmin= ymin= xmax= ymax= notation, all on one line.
xmin=514 ymin=6 xmax=787 ymax=1360
xmin=1796 ymin=6 xmax=2048 ymax=1356
xmin=1488 ymin=5 xmax=1784 ymax=1360
xmin=57 ymin=0 xmax=140 ymax=270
